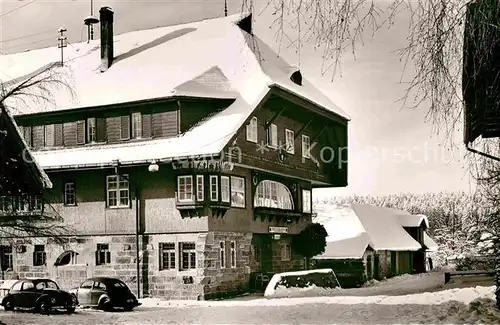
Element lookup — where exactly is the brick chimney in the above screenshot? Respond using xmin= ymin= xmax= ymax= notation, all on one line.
xmin=99 ymin=7 xmax=114 ymax=72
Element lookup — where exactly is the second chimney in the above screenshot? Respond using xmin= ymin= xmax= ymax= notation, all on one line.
xmin=100 ymin=6 xmax=114 ymax=72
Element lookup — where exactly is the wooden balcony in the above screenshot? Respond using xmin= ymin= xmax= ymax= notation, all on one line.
xmin=175 ymin=192 xmax=230 ymax=218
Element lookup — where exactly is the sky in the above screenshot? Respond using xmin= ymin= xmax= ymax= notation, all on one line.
xmin=0 ymin=0 xmax=475 ymax=199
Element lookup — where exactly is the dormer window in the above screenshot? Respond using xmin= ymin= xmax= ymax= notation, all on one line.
xmin=290 ymin=70 xmax=302 ymax=86
xmin=246 ymin=117 xmax=258 ymax=143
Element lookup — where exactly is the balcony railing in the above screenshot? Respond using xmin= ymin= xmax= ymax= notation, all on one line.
xmin=0 ymin=195 xmax=44 ymax=217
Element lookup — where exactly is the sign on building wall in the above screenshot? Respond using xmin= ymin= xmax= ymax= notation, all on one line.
xmin=268 ymin=226 xmax=288 ymax=234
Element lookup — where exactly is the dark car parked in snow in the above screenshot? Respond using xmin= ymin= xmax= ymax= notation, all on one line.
xmin=69 ymin=277 xmax=140 ymax=311
xmin=1 ymin=278 xmax=78 ymax=314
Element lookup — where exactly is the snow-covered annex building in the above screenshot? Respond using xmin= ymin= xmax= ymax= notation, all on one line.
xmin=314 ymin=203 xmax=438 ymax=286
xmin=0 ymin=9 xmax=349 ymax=299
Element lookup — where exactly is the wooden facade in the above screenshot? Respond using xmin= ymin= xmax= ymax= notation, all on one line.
xmin=2 ymin=89 xmax=348 ymax=299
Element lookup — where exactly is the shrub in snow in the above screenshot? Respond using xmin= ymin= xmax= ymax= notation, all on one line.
xmin=264 ymin=269 xmax=341 ymax=299
xmin=292 ymin=223 xmax=328 ymax=268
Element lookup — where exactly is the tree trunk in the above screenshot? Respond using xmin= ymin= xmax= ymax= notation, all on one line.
xmin=494 ymin=238 xmax=500 ymax=308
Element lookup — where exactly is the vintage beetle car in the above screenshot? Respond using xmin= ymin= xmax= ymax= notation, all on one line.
xmin=69 ymin=277 xmax=140 ymax=311
xmin=1 ymin=278 xmax=78 ymax=314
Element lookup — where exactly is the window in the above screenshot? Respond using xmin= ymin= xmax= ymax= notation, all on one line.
xmin=281 ymin=243 xmax=291 ymax=261
xmin=44 ymin=124 xmax=55 ymax=147
xmin=80 ymin=280 xmax=93 ymax=289
xmin=210 ymin=175 xmax=218 ymax=201
xmin=94 ymin=281 xmax=106 ymax=290
xmin=180 ymin=242 xmax=196 ymax=270
xmin=196 ymin=175 xmax=204 ymax=201
xmin=177 ymin=176 xmax=193 ymax=202
xmin=302 ymin=189 xmax=311 ymax=213
xmin=254 ymin=180 xmax=294 ymax=210
xmin=0 ymin=245 xmax=13 ymax=271
xmin=230 ymin=241 xmax=236 ymax=268
xmin=64 ymin=182 xmax=76 ymax=206
xmin=159 ymin=243 xmax=176 ymax=270
xmin=131 ymin=113 xmax=142 ymax=139
xmin=219 ymin=241 xmax=225 ymax=268
xmin=221 ymin=176 xmax=230 ymax=203
xmin=76 ymin=120 xmax=85 ymax=144
xmin=87 ymin=118 xmax=96 ymax=143
xmin=267 ymin=123 xmax=278 ymax=148
xmin=23 ymin=126 xmax=32 ymax=147
xmin=302 ymin=135 xmax=311 ymax=159
xmin=230 ymin=176 xmax=245 ymax=208
xmin=22 ymin=281 xmax=35 ymax=291
xmin=120 ymin=115 xmax=130 ymax=140
xmin=33 ymin=245 xmax=46 ymax=266
xmin=95 ymin=243 xmax=110 ymax=265
xmin=11 ymin=282 xmax=22 ymax=291
xmin=285 ymin=129 xmax=295 ymax=154
xmin=106 ymin=175 xmax=129 ymax=208
xmin=246 ymin=116 xmax=258 ymax=143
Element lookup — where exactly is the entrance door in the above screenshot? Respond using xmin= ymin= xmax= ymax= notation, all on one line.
xmin=374 ymin=254 xmax=380 ymax=280
xmin=390 ymin=251 xmax=397 ymax=275
xmin=260 ymin=235 xmax=273 ymax=273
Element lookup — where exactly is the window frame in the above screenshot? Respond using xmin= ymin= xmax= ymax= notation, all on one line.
xmin=33 ymin=245 xmax=46 ymax=266
xmin=177 ymin=175 xmax=194 ymax=202
xmin=196 ymin=175 xmax=204 ymax=202
xmin=302 ymin=189 xmax=312 ymax=213
xmin=285 ymin=129 xmax=295 ymax=154
xmin=96 ymin=243 xmax=111 ymax=266
xmin=210 ymin=175 xmax=219 ymax=202
xmin=230 ymin=176 xmax=245 ymax=208
xmin=86 ymin=117 xmax=96 ymax=143
xmin=281 ymin=243 xmax=291 ymax=261
xmin=120 ymin=115 xmax=131 ymax=140
xmin=179 ymin=242 xmax=196 ymax=271
xmin=246 ymin=116 xmax=258 ymax=143
xmin=0 ymin=245 xmax=13 ymax=271
xmin=254 ymin=180 xmax=294 ymax=210
xmin=44 ymin=124 xmax=55 ymax=148
xmin=106 ymin=175 xmax=130 ymax=208
xmin=266 ymin=123 xmax=278 ymax=148
xmin=159 ymin=242 xmax=176 ymax=271
xmin=131 ymin=112 xmax=142 ymax=139
xmin=219 ymin=241 xmax=225 ymax=268
xmin=64 ymin=181 xmax=76 ymax=206
xmin=221 ymin=176 xmax=230 ymax=203
xmin=230 ymin=241 xmax=236 ymax=268
xmin=302 ymin=134 xmax=311 ymax=159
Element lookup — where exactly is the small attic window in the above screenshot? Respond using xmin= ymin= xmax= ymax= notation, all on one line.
xmin=290 ymin=70 xmax=302 ymax=86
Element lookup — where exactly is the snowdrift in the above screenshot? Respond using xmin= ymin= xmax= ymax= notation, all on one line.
xmin=264 ymin=269 xmax=342 ymax=299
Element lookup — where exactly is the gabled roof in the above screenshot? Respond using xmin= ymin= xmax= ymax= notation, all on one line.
xmin=0 ymin=13 xmax=349 ymax=169
xmin=398 ymin=213 xmax=429 ymax=228
xmin=315 ymin=233 xmax=371 ymax=259
xmin=0 ymin=105 xmax=52 ymax=190
xmin=315 ymin=203 xmax=425 ymax=254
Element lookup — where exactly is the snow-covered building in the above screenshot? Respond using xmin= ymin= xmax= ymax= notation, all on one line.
xmin=0 ymin=103 xmax=53 ymax=274
xmin=313 ymin=203 xmax=438 ymax=282
xmin=0 ymin=9 xmax=350 ymax=299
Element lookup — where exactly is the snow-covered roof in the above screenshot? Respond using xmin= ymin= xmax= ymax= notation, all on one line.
xmin=423 ymin=232 xmax=438 ymax=252
xmin=1 ymin=13 xmax=349 ymax=169
xmin=398 ymin=214 xmax=430 ymax=228
xmin=314 ymin=202 xmax=423 ymax=253
xmin=0 ymin=105 xmax=52 ymax=189
xmin=315 ymin=233 xmax=371 ymax=259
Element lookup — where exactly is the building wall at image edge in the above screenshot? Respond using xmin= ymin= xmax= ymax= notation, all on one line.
xmin=0 ymin=232 xmax=305 ymax=300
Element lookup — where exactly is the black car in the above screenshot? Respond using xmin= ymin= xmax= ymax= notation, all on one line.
xmin=69 ymin=277 xmax=140 ymax=311
xmin=1 ymin=278 xmax=78 ymax=314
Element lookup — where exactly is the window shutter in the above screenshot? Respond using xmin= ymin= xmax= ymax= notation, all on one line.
xmin=120 ymin=116 xmax=130 ymax=140
xmin=96 ymin=118 xmax=107 ymax=142
xmin=32 ymin=252 xmax=36 ymax=265
xmin=54 ymin=123 xmax=64 ymax=146
xmin=95 ymin=251 xmax=99 ymax=265
xmin=76 ymin=121 xmax=85 ymax=144
xmin=106 ymin=251 xmax=111 ymax=264
xmin=42 ymin=252 xmax=47 ymax=265
xmin=142 ymin=114 xmax=152 ymax=138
